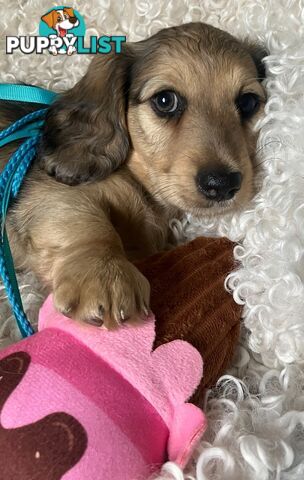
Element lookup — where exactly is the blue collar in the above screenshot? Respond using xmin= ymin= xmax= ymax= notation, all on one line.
xmin=0 ymin=84 xmax=58 ymax=337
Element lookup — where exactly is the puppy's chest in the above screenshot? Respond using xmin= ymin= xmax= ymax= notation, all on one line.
xmin=108 ymin=198 xmax=171 ymax=261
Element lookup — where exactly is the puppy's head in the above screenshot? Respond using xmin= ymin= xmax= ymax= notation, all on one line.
xmin=41 ymin=8 xmax=79 ymax=32
xmin=40 ymin=22 xmax=267 ymax=215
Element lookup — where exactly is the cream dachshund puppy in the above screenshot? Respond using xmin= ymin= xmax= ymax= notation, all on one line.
xmin=0 ymin=22 xmax=267 ymax=328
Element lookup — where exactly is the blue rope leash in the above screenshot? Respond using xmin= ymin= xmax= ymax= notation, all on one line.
xmin=0 ymin=84 xmax=58 ymax=337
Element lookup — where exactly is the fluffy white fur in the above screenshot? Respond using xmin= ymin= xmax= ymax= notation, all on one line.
xmin=1 ymin=1 xmax=304 ymax=479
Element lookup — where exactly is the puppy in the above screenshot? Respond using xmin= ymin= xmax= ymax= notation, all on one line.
xmin=0 ymin=22 xmax=267 ymax=329
xmin=41 ymin=8 xmax=79 ymax=37
xmin=41 ymin=8 xmax=79 ymax=56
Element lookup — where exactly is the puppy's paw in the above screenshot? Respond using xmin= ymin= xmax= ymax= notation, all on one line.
xmin=49 ymin=46 xmax=58 ymax=56
xmin=67 ymin=45 xmax=76 ymax=56
xmin=53 ymin=257 xmax=150 ymax=329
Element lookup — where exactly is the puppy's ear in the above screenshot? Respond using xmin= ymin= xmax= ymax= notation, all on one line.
xmin=41 ymin=10 xmax=57 ymax=29
xmin=63 ymin=7 xmax=75 ymax=18
xmin=39 ymin=48 xmax=133 ymax=185
xmin=244 ymin=41 xmax=268 ymax=81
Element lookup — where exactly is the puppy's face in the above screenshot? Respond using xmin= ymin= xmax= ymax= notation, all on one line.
xmin=41 ymin=8 xmax=79 ymax=33
xmin=41 ymin=23 xmax=266 ymax=216
xmin=127 ymin=24 xmax=266 ymax=215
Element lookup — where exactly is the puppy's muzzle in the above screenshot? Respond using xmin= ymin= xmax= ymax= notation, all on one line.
xmin=196 ymin=168 xmax=242 ymax=202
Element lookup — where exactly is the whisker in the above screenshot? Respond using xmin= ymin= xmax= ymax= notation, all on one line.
xmin=255 ymin=139 xmax=283 ymax=155
xmin=253 ymin=159 xmax=268 ymax=169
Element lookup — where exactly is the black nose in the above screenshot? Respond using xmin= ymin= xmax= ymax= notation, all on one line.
xmin=196 ymin=169 xmax=242 ymax=201
xmin=70 ymin=16 xmax=78 ymax=24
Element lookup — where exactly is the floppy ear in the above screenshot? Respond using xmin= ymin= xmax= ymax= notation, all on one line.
xmin=39 ymin=49 xmax=133 ymax=185
xmin=41 ymin=10 xmax=57 ymax=29
xmin=244 ymin=41 xmax=268 ymax=81
xmin=63 ymin=7 xmax=75 ymax=18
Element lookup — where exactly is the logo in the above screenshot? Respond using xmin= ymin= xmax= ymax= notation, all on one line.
xmin=6 ymin=6 xmax=126 ymax=56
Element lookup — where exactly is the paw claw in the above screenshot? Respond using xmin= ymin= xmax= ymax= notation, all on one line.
xmin=98 ymin=305 xmax=105 ymax=319
xmin=87 ymin=317 xmax=104 ymax=327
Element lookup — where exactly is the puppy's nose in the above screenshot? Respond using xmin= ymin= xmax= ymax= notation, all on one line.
xmin=196 ymin=168 xmax=242 ymax=201
xmin=70 ymin=16 xmax=78 ymax=24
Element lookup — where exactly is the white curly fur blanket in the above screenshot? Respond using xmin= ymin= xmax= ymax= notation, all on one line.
xmin=1 ymin=1 xmax=304 ymax=479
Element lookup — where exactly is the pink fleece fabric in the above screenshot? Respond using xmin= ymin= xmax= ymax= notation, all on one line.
xmin=0 ymin=295 xmax=207 ymax=479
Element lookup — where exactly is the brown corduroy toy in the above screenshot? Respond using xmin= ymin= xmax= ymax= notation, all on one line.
xmin=136 ymin=236 xmax=241 ymax=402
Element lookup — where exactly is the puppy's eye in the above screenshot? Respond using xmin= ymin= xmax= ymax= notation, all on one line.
xmin=236 ymin=93 xmax=260 ymax=120
xmin=151 ymin=91 xmax=182 ymax=117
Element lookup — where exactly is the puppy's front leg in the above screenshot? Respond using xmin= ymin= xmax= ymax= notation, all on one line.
xmin=41 ymin=211 xmax=150 ymax=329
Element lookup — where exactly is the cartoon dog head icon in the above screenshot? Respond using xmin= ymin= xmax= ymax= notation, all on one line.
xmin=41 ymin=7 xmax=79 ymax=37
